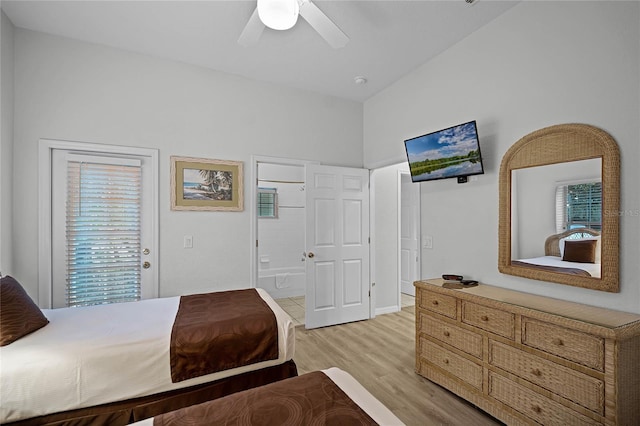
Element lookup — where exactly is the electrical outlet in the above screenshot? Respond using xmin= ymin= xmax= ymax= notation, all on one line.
xmin=184 ymin=235 xmax=193 ymax=248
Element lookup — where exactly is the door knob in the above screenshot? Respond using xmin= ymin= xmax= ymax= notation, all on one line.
xmin=143 ymin=261 xmax=151 ymax=269
xmin=307 ymin=252 xmax=315 ymax=258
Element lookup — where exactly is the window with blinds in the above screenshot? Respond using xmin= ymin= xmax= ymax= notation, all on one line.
xmin=555 ymin=181 xmax=602 ymax=233
xmin=257 ymin=188 xmax=278 ymax=218
xmin=66 ymin=158 xmax=142 ymax=307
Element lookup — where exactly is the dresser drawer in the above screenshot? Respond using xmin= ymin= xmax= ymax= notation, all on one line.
xmin=489 ymin=373 xmax=600 ymax=426
xmin=489 ymin=340 xmax=604 ymax=414
xmin=522 ymin=318 xmax=604 ymax=371
xmin=462 ymin=301 xmax=514 ymax=340
xmin=420 ymin=312 xmax=482 ymax=358
xmin=420 ymin=336 xmax=482 ymax=390
xmin=419 ymin=291 xmax=457 ymax=319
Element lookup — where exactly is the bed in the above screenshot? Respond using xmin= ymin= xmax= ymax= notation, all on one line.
xmin=512 ymin=228 xmax=601 ymax=277
xmin=131 ymin=367 xmax=405 ymax=426
xmin=0 ymin=275 xmax=296 ymax=426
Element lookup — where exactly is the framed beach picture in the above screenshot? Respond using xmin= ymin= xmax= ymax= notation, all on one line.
xmin=170 ymin=156 xmax=243 ymax=211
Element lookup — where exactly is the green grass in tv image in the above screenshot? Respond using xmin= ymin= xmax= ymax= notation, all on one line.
xmin=409 ymin=150 xmax=481 ymax=177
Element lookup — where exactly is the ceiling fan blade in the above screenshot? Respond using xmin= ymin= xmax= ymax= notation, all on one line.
xmin=238 ymin=7 xmax=265 ymax=47
xmin=299 ymin=0 xmax=348 ymax=48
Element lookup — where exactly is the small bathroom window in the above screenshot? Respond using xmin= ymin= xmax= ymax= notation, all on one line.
xmin=258 ymin=188 xmax=278 ymax=218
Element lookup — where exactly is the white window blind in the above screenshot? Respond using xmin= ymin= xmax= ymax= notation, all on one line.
xmin=66 ymin=156 xmax=142 ymax=307
xmin=555 ymin=184 xmax=568 ymax=233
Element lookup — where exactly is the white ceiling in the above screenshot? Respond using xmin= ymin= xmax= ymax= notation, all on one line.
xmin=1 ymin=0 xmax=519 ymax=102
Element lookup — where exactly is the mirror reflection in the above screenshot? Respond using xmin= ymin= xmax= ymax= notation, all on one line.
xmin=511 ymin=159 xmax=602 ymax=278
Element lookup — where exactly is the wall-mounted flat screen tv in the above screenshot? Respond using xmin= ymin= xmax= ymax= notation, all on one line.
xmin=404 ymin=120 xmax=484 ymax=183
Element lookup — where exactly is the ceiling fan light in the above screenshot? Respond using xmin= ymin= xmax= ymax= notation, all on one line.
xmin=257 ymin=0 xmax=300 ymax=31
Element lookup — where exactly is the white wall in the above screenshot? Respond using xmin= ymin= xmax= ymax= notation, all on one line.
xmin=364 ymin=1 xmax=640 ymax=313
xmin=0 ymin=11 xmax=14 ymax=276
xmin=11 ymin=29 xmax=363 ymax=300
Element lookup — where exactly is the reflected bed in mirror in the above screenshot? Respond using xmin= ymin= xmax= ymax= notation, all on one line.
xmin=498 ymin=124 xmax=620 ymax=292
xmin=513 ymin=228 xmax=601 ymax=278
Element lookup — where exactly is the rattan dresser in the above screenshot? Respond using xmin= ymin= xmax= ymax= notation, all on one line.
xmin=414 ymin=279 xmax=640 ymax=426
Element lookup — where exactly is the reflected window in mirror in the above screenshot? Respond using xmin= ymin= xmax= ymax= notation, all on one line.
xmin=556 ymin=181 xmax=602 ymax=233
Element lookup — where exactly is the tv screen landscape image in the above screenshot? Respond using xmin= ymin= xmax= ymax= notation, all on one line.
xmin=404 ymin=120 xmax=484 ymax=183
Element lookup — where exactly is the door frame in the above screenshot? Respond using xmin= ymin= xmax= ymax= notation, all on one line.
xmin=368 ymin=169 xmax=377 ymax=319
xmin=249 ymin=155 xmax=319 ymax=290
xmin=368 ymin=159 xmax=415 ymax=315
xmin=38 ymin=139 xmax=159 ymax=308
xmin=398 ymin=170 xmax=421 ymax=298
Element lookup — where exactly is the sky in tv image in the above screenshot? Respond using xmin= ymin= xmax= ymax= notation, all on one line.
xmin=405 ymin=122 xmax=479 ymax=163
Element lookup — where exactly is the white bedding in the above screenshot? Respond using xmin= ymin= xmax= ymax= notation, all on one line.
xmin=0 ymin=288 xmax=295 ymax=423
xmin=131 ymin=367 xmax=405 ymax=426
xmin=516 ymin=255 xmax=601 ymax=278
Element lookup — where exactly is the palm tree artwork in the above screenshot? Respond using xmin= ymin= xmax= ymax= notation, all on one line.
xmin=182 ymin=167 xmax=233 ymax=201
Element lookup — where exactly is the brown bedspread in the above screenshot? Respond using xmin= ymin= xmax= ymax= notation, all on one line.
xmin=511 ymin=260 xmax=592 ymax=276
xmin=170 ymin=289 xmax=279 ymax=383
xmin=154 ymin=371 xmax=378 ymax=426
xmin=6 ymin=361 xmax=298 ymax=426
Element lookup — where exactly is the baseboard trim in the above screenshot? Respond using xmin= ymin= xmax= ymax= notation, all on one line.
xmin=375 ymin=305 xmax=401 ymax=316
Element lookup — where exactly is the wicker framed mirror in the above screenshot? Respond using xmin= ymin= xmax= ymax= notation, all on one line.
xmin=498 ymin=123 xmax=620 ymax=292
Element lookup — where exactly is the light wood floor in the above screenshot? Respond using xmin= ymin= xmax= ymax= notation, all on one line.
xmin=293 ymin=305 xmax=503 ymax=426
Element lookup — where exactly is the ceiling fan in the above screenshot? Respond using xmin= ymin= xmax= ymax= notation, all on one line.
xmin=238 ymin=0 xmax=349 ymax=48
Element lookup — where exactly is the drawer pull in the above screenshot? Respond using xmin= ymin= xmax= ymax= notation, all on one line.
xmin=531 ymin=405 xmax=542 ymax=414
xmin=480 ymin=315 xmax=489 ymax=321
xmin=443 ymin=331 xmax=450 ymax=337
xmin=552 ymin=338 xmax=564 ymax=346
xmin=432 ymin=300 xmax=439 ymax=306
xmin=530 ymin=368 xmax=542 ymax=377
xmin=443 ymin=358 xmax=449 ymax=365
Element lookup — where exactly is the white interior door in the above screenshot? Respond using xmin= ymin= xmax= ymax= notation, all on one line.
xmin=400 ymin=173 xmax=420 ymax=296
xmin=305 ymin=164 xmax=370 ymax=329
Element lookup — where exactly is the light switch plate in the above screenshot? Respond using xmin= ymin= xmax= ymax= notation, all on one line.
xmin=424 ymin=235 xmax=433 ymax=249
